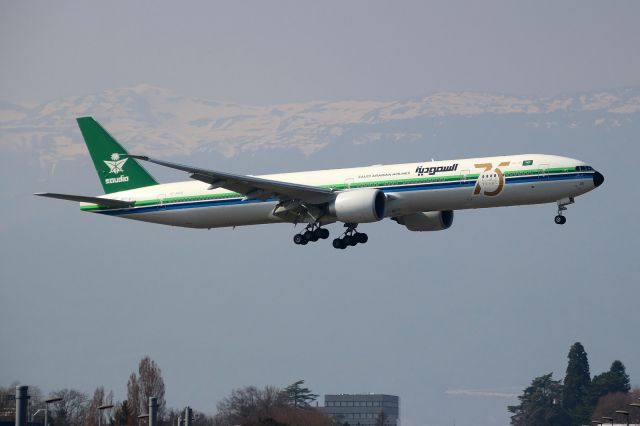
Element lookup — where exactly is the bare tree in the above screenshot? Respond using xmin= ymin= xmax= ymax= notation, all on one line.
xmin=86 ymin=386 xmax=106 ymax=426
xmin=127 ymin=372 xmax=141 ymax=421
xmin=49 ymin=388 xmax=89 ymax=426
xmin=214 ymin=385 xmax=333 ymax=426
xmin=126 ymin=356 xmax=166 ymax=420
xmin=137 ymin=356 xmax=166 ymax=417
xmin=591 ymin=388 xmax=640 ymax=423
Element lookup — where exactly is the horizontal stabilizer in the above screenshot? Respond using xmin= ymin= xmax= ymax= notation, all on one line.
xmin=34 ymin=193 xmax=133 ymax=208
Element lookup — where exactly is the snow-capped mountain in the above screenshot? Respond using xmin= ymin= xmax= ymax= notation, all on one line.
xmin=1 ymin=84 xmax=639 ymax=162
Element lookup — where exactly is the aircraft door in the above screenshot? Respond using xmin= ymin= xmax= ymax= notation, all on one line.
xmin=459 ymin=169 xmax=472 ymax=207
xmin=538 ymin=163 xmax=549 ymax=183
xmin=344 ymin=178 xmax=355 ymax=189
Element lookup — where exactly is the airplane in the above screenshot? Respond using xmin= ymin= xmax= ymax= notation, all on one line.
xmin=36 ymin=117 xmax=604 ymax=249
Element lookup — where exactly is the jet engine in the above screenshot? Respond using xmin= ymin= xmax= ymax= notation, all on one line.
xmin=329 ymin=188 xmax=386 ymax=223
xmin=394 ymin=210 xmax=454 ymax=231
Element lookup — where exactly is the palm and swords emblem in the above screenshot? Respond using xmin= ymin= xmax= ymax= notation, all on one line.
xmin=104 ymin=153 xmax=128 ymax=174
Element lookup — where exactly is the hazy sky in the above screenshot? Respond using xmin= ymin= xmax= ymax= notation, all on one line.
xmin=1 ymin=1 xmax=640 ymax=104
xmin=1 ymin=2 xmax=639 ymax=426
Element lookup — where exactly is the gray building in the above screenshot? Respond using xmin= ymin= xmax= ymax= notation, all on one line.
xmin=324 ymin=394 xmax=399 ymax=426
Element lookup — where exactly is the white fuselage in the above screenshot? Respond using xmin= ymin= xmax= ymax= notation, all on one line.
xmin=84 ymin=154 xmax=599 ymax=228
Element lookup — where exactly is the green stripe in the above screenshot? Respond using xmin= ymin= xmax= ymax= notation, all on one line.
xmin=80 ymin=166 xmax=581 ymax=212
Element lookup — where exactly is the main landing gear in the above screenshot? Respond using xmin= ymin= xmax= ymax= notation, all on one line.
xmin=554 ymin=197 xmax=574 ymax=225
xmin=332 ymin=223 xmax=368 ymax=250
xmin=293 ymin=223 xmax=330 ymax=245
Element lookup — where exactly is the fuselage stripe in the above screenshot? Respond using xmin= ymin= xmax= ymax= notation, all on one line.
xmin=94 ymin=171 xmax=594 ymax=217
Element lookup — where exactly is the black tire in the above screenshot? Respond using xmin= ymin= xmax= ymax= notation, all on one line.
xmin=318 ymin=228 xmax=330 ymax=239
xmin=554 ymin=215 xmax=566 ymax=225
xmin=357 ymin=233 xmax=368 ymax=244
xmin=333 ymin=238 xmax=345 ymax=249
xmin=304 ymin=230 xmax=317 ymax=242
xmin=344 ymin=235 xmax=357 ymax=246
xmin=293 ymin=234 xmax=304 ymax=245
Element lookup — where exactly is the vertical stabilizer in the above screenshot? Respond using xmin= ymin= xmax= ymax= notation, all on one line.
xmin=77 ymin=117 xmax=158 ymax=194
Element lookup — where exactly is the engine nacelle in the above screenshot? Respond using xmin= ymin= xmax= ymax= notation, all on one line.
xmin=394 ymin=210 xmax=454 ymax=231
xmin=329 ymin=188 xmax=386 ymax=223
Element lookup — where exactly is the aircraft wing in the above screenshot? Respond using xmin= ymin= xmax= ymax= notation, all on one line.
xmin=35 ymin=193 xmax=133 ymax=208
xmin=130 ymin=155 xmax=336 ymax=204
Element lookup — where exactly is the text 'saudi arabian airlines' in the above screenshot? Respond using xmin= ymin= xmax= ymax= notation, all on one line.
xmin=37 ymin=117 xmax=604 ymax=249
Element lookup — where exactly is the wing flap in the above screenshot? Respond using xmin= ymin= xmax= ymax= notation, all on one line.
xmin=35 ymin=193 xmax=133 ymax=208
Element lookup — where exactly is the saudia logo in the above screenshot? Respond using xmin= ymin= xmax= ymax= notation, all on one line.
xmin=474 ymin=162 xmax=510 ymax=196
xmin=103 ymin=153 xmax=130 ymax=185
xmin=415 ymin=163 xmax=458 ymax=176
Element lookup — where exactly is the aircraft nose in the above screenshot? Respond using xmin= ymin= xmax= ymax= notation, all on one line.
xmin=593 ymin=171 xmax=604 ymax=187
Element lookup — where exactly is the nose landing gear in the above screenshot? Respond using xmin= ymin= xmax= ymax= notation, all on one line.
xmin=554 ymin=197 xmax=574 ymax=225
xmin=332 ymin=223 xmax=368 ymax=249
xmin=293 ymin=223 xmax=330 ymax=245
xmin=554 ymin=215 xmax=567 ymax=225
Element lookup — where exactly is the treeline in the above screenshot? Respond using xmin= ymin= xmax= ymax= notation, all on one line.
xmin=509 ymin=342 xmax=638 ymax=425
xmin=0 ymin=358 xmax=336 ymax=426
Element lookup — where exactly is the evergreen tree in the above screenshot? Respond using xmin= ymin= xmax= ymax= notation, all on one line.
xmin=113 ymin=400 xmax=131 ymax=425
xmin=588 ymin=360 xmax=631 ymax=408
xmin=562 ymin=342 xmax=591 ymax=425
xmin=509 ymin=373 xmax=571 ymax=426
xmin=607 ymin=360 xmax=631 ymax=393
xmin=283 ymin=380 xmax=319 ymax=408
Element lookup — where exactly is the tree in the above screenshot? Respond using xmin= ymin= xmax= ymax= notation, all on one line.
xmin=137 ymin=356 xmax=167 ymax=418
xmin=48 ymin=388 xmax=89 ymax=426
xmin=127 ymin=356 xmax=166 ymax=421
xmin=215 ymin=385 xmax=285 ymax=424
xmin=214 ymin=384 xmax=333 ymax=426
xmin=127 ymin=372 xmax=140 ymax=421
xmin=562 ymin=342 xmax=591 ymax=425
xmin=588 ymin=360 xmax=631 ymax=409
xmin=591 ymin=389 xmax=640 ymax=423
xmin=606 ymin=360 xmax=630 ymax=393
xmin=283 ymin=380 xmax=319 ymax=408
xmin=86 ymin=386 xmax=105 ymax=426
xmin=508 ymin=373 xmax=571 ymax=426
xmin=85 ymin=386 xmax=113 ymax=426
xmin=114 ymin=400 xmax=131 ymax=425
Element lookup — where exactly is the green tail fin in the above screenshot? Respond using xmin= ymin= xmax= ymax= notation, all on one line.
xmin=77 ymin=117 xmax=158 ymax=194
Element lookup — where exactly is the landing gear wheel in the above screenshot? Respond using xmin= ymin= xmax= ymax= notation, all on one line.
xmin=318 ymin=228 xmax=330 ymax=239
xmin=356 ymin=233 xmax=368 ymax=244
xmin=305 ymin=230 xmax=318 ymax=242
xmin=554 ymin=198 xmax=573 ymax=226
xmin=333 ymin=238 xmax=346 ymax=249
xmin=293 ymin=234 xmax=305 ymax=245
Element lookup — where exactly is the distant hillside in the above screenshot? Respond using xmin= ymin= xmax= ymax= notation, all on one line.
xmin=1 ymin=85 xmax=639 ymax=163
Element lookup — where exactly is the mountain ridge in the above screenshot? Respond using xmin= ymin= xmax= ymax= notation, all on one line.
xmin=1 ymin=84 xmax=638 ymax=162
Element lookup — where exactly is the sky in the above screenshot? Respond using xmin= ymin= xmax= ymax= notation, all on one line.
xmin=1 ymin=1 xmax=640 ymax=105
xmin=1 ymin=2 xmax=640 ymax=426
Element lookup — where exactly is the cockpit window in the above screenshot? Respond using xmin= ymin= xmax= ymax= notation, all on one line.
xmin=576 ymin=166 xmax=593 ymax=171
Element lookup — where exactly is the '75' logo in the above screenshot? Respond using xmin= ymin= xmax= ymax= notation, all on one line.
xmin=474 ymin=162 xmax=510 ymax=196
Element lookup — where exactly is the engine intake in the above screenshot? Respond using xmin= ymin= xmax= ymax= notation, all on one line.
xmin=329 ymin=188 xmax=386 ymax=223
xmin=394 ymin=210 xmax=454 ymax=231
